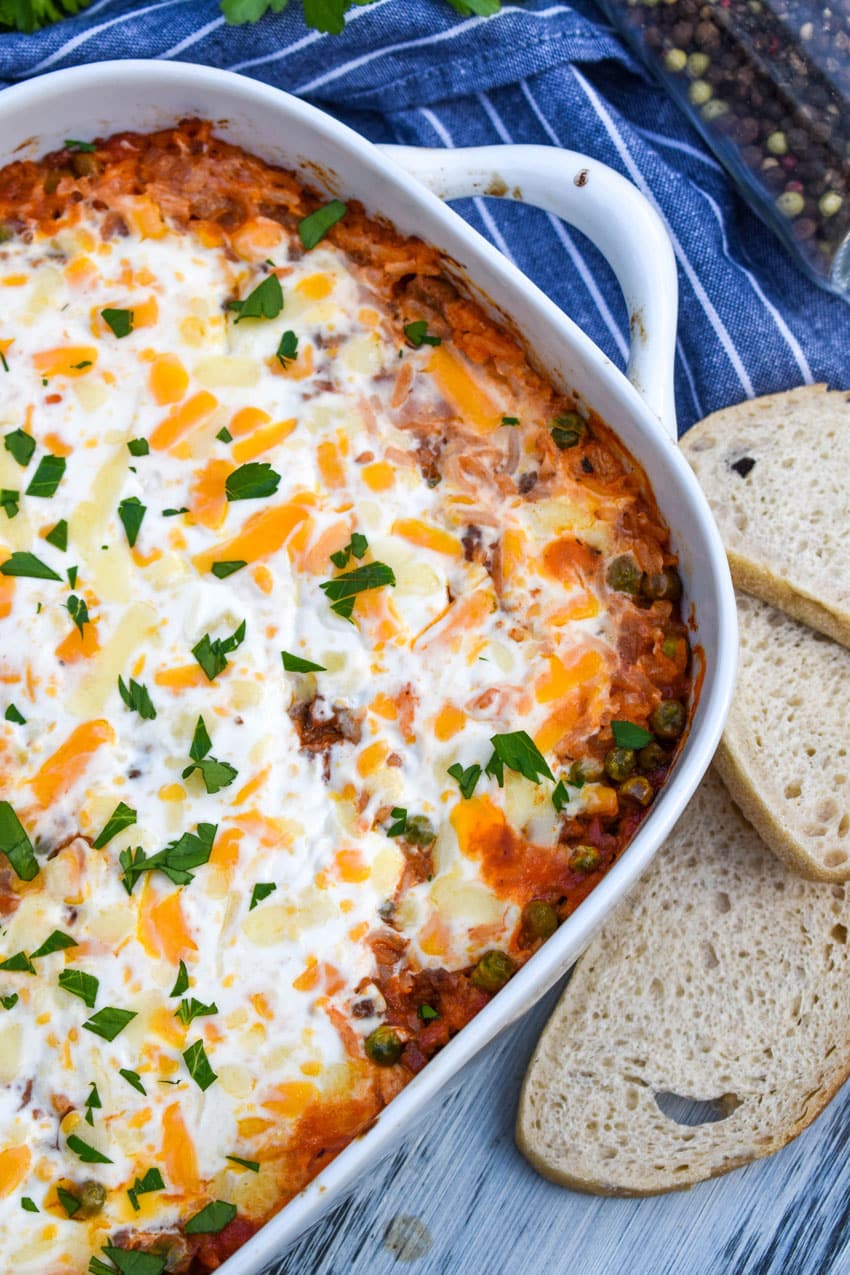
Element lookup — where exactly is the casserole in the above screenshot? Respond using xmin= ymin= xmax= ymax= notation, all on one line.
xmin=0 ymin=61 xmax=737 ymax=1275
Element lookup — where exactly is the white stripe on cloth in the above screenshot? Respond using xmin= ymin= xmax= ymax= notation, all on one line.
xmin=677 ymin=336 xmax=704 ymax=420
xmin=230 ymin=0 xmax=394 ymax=74
xmin=159 ymin=15 xmax=226 ymax=59
xmin=24 ymin=0 xmax=191 ymax=74
xmin=291 ymin=3 xmax=570 ymax=97
xmin=418 ymin=107 xmax=517 ymax=265
xmin=571 ymin=65 xmax=755 ymax=399
xmin=517 ymin=80 xmax=630 ymax=361
xmin=634 ymin=126 xmax=725 ymax=175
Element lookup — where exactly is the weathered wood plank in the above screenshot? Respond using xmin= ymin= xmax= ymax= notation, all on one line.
xmin=269 ymin=982 xmax=850 ymax=1275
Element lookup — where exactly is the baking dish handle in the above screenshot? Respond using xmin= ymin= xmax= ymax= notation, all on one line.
xmin=379 ymin=143 xmax=678 ymax=442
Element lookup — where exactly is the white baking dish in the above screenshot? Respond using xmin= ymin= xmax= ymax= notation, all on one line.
xmin=0 ymin=61 xmax=737 ymax=1274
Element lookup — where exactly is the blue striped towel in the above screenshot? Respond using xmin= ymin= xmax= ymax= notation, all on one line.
xmin=0 ymin=0 xmax=845 ymax=434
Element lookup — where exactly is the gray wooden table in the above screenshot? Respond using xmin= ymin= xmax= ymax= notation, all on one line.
xmin=270 ymin=982 xmax=850 ymax=1275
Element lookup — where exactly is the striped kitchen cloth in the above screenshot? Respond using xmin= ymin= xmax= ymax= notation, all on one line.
xmin=0 ymin=0 xmax=845 ymax=434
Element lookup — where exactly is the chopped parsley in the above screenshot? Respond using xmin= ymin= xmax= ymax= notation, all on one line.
xmin=249 ymin=882 xmax=276 ymax=910
xmin=611 ymin=720 xmax=655 ymax=749
xmin=65 ymin=138 xmax=96 ymax=152
xmin=101 ymin=308 xmax=134 ymax=338
xmin=4 ymin=429 xmax=35 ymax=467
xmin=127 ymin=438 xmax=149 ymax=456
xmin=119 ymin=823 xmax=217 ymax=894
xmin=281 ymin=651 xmax=326 ymax=673
xmin=211 ymin=560 xmax=246 ymax=579
xmin=418 ymin=1003 xmax=439 ymax=1022
xmin=90 ymin=1247 xmax=166 ymax=1275
xmin=181 ymin=716 xmax=238 ymax=795
xmin=386 ymin=806 xmax=407 ymax=837
xmin=82 ymin=1006 xmax=136 ymax=1042
xmin=0 ymin=351 xmax=7 ymax=373
xmin=67 ymin=565 xmax=78 ymax=588
xmin=119 ymin=1068 xmax=147 ymax=1096
xmin=192 ymin=619 xmax=246 ymax=682
xmin=31 ymin=930 xmax=76 ymax=959
xmin=67 ymin=1133 xmax=112 ymax=1164
xmin=118 ymin=496 xmax=146 ymax=547
xmin=0 ymin=802 xmax=39 ymax=880
xmin=118 ymin=675 xmax=156 ymax=720
xmin=330 ymin=532 xmax=368 ymax=570
xmin=183 ymin=1038 xmax=217 ymax=1091
xmin=227 ymin=273 xmax=283 ymax=322
xmin=170 ymin=960 xmax=190 ymax=997
xmin=25 ymin=454 xmax=66 ymax=498
xmin=447 ymin=762 xmax=482 ymax=800
xmin=162 ymin=507 xmax=189 ymax=517
xmin=319 ymin=560 xmax=396 ymax=622
xmin=70 ymin=360 xmax=92 ymax=370
xmin=4 ymin=704 xmax=25 ymax=725
xmin=551 ymin=779 xmax=570 ymax=814
xmin=485 ymin=731 xmax=554 ymax=787
xmin=226 ymin=1154 xmax=260 ymax=1172
xmin=185 ymin=1199 xmax=237 ymax=1234
xmin=93 ymin=802 xmax=137 ymax=850
xmin=1 ymin=994 xmax=18 ymax=1010
xmin=0 ymin=551 xmax=61 ymax=581
xmin=501 ymin=416 xmax=520 ymax=426
xmin=84 ymin=1081 xmax=101 ymax=1126
xmin=20 ymin=1196 xmax=37 ymax=1211
xmin=0 ymin=952 xmax=35 ymax=974
xmin=0 ymin=489 xmax=18 ymax=518
xmin=45 ymin=519 xmax=68 ymax=550
xmin=66 ymin=594 xmax=89 ymax=637
xmin=216 ymin=426 xmax=233 ymax=443
xmin=276 ymin=329 xmax=298 ymax=367
xmin=57 ymin=1186 xmax=81 ymax=1218
xmin=175 ymin=997 xmax=218 ymax=1026
xmin=298 ymin=200 xmax=347 ymax=250
xmin=225 ymin=461 xmax=281 ymax=501
xmin=127 ymin=1167 xmax=164 ymax=1212
xmin=58 ymin=969 xmax=99 ymax=1009
xmin=404 ymin=319 xmax=441 ymax=348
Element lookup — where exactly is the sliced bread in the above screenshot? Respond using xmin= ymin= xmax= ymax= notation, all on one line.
xmin=516 ymin=768 xmax=850 ymax=1195
xmin=681 ymin=384 xmax=850 ymax=649
xmin=715 ymin=591 xmax=850 ymax=882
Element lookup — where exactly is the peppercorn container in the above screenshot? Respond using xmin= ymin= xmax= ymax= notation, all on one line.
xmin=596 ymin=0 xmax=850 ymax=294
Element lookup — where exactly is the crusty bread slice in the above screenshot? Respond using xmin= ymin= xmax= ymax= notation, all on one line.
xmin=715 ymin=592 xmax=850 ymax=882
xmin=681 ymin=384 xmax=850 ymax=649
xmin=516 ymin=768 xmax=850 ymax=1195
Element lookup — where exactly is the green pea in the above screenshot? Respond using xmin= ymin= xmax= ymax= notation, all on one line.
xmin=365 ymin=1024 xmax=403 ymax=1066
xmin=404 ymin=815 xmax=436 ymax=848
xmin=640 ymin=568 xmax=682 ymax=602
xmin=551 ymin=412 xmax=587 ymax=450
xmin=618 ymin=775 xmax=654 ymax=807
xmin=568 ymin=757 xmax=604 ymax=786
xmin=521 ymin=900 xmax=558 ymax=942
xmin=637 ymin=741 xmax=668 ymax=772
xmin=606 ymin=555 xmax=642 ymax=594
xmin=470 ymin=949 xmax=515 ymax=994
xmin=604 ymin=747 xmax=636 ymax=782
xmin=76 ymin=1181 xmax=106 ymax=1219
xmin=650 ymin=699 xmax=686 ymax=740
xmin=569 ymin=844 xmax=601 ymax=873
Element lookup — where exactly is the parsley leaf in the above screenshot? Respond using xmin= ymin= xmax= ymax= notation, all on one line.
xmin=90 ymin=1246 xmax=166 ymax=1275
xmin=484 ymin=731 xmax=554 ymax=787
xmin=102 ymin=308 xmax=134 ymax=338
xmin=330 ymin=532 xmax=368 ymax=570
xmin=4 ymin=429 xmax=35 ymax=467
xmin=611 ymin=720 xmax=655 ymax=749
xmin=0 ymin=802 xmax=39 ymax=880
xmin=65 ymin=138 xmax=96 ymax=152
xmin=249 ymin=882 xmax=276 ymax=910
xmin=319 ymin=561 xmax=395 ymax=621
xmin=501 ymin=415 xmax=520 ymax=426
xmin=84 ymin=1081 xmax=101 ymax=1126
xmin=119 ymin=824 xmax=217 ymax=894
xmin=25 ymin=454 xmax=66 ymax=498
xmin=216 ymin=426 xmax=233 ymax=443
xmin=170 ymin=960 xmax=190 ymax=997
xmin=175 ymin=997 xmax=218 ymax=1026
xmin=551 ymin=779 xmax=570 ymax=814
xmin=31 ymin=930 xmax=76 ymax=959
xmin=128 ymin=1167 xmax=164 ymax=1212
xmin=118 ymin=675 xmax=156 ymax=720
xmin=228 ymin=273 xmax=283 ymax=322
xmin=127 ymin=438 xmax=149 ymax=457
xmin=444 ymin=0 xmax=501 ymax=13
xmin=182 ymin=716 xmax=237 ymax=795
xmin=276 ymin=330 xmax=298 ymax=367
xmin=57 ymin=1186 xmax=81 ymax=1217
xmin=45 ymin=519 xmax=68 ymax=550
xmin=66 ymin=594 xmax=89 ymax=637
xmin=58 ymin=968 xmax=99 ymax=1008
xmin=118 ymin=496 xmax=146 ymax=547
xmin=221 ymin=0 xmax=289 ymax=21
xmin=404 ymin=319 xmax=441 ymax=348
xmin=83 ymin=1006 xmax=136 ymax=1041
xmin=1 ymin=993 xmax=18 ymax=1010
xmin=119 ymin=1068 xmax=146 ymax=1095
xmin=386 ymin=806 xmax=407 ymax=837
xmin=211 ymin=560 xmax=247 ymax=579
xmin=4 ymin=704 xmax=25 ymax=725
xmin=0 ymin=551 xmax=61 ymax=581
xmin=418 ymin=1003 xmax=440 ymax=1022
xmin=447 ymin=762 xmax=482 ymax=800
xmin=185 ymin=1199 xmax=237 ymax=1234
xmin=0 ymin=952 xmax=35 ymax=974
xmin=227 ymin=1154 xmax=260 ymax=1172
xmin=0 ymin=489 xmax=18 ymax=518
xmin=93 ymin=802 xmax=137 ymax=850
xmin=20 ymin=1196 xmax=37 ymax=1211
xmin=67 ymin=1133 xmax=112 ymax=1163
xmin=281 ymin=651 xmax=326 ymax=673
xmin=225 ymin=462 xmax=281 ymax=502
xmin=298 ymin=199 xmax=347 ymax=248
xmin=183 ymin=1038 xmax=217 ymax=1091
xmin=192 ymin=620 xmax=246 ymax=681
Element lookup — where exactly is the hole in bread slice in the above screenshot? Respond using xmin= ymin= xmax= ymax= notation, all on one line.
xmin=654 ymin=1090 xmax=742 ymax=1127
